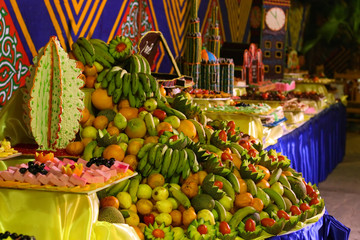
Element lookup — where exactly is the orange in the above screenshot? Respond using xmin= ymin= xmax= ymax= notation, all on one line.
xmin=231 ymin=153 xmax=242 ymax=170
xmin=82 ymin=114 xmax=95 ymax=127
xmin=78 ymin=74 xmax=86 ymax=87
xmin=182 ymin=207 xmax=197 ymax=227
xmin=79 ymin=107 xmax=90 ymax=125
xmin=251 ymin=198 xmax=264 ymax=212
xmin=144 ymin=136 xmax=159 ymax=144
xmin=119 ymin=107 xmax=139 ymax=121
xmin=127 ymin=140 xmax=144 ymax=156
xmin=177 ymin=120 xmax=196 ymax=139
xmin=65 ymin=141 xmax=84 ymax=155
xmin=103 ymin=144 xmax=125 ymax=161
xmin=282 ymin=171 xmax=293 ymax=176
xmin=147 ymin=173 xmax=165 ymax=189
xmin=91 ymin=88 xmax=114 ymax=110
xmin=256 ymin=165 xmax=270 ymax=181
xmin=107 ymin=126 xmax=120 ymax=136
xmin=160 ymin=85 xmax=166 ymax=97
xmin=136 ymin=199 xmax=153 ymax=215
xmin=197 ymin=171 xmax=208 ymax=185
xmin=235 ymin=192 xmax=253 ymax=208
xmin=84 ymin=65 xmax=97 ymax=76
xmin=107 ymin=121 xmax=115 ymax=128
xmin=93 ymin=115 xmax=109 ymax=130
xmin=100 ymin=196 xmax=120 ymax=209
xmin=125 ymin=118 xmax=147 ymax=139
xmin=122 ymin=155 xmax=138 ymax=170
xmin=170 ymin=210 xmax=182 ymax=227
xmin=156 ymin=122 xmax=173 ymax=133
xmin=238 ymin=178 xmax=248 ymax=194
xmin=256 ymin=179 xmax=270 ymax=189
xmin=76 ymin=61 xmax=85 ymax=71
xmin=81 ymin=137 xmax=93 ymax=147
xmin=85 ymin=75 xmax=97 ymax=88
xmin=118 ymin=99 xmax=131 ymax=109
xmin=132 ymin=226 xmax=145 ymax=240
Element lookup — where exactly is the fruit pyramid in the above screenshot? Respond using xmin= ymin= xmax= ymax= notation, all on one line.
xmin=1 ymin=34 xmax=325 ymax=240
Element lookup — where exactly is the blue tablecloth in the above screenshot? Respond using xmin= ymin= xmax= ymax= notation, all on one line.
xmin=266 ymin=102 xmax=347 ymax=184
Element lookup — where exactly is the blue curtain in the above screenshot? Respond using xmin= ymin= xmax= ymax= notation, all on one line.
xmin=266 ymin=103 xmax=347 ymax=184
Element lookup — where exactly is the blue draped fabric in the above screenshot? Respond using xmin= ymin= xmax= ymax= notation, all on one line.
xmin=265 ymin=102 xmax=347 ymax=184
xmin=269 ymin=210 xmax=351 ymax=240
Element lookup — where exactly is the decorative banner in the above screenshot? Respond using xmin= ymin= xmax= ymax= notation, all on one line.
xmin=0 ymin=2 xmax=30 ymax=108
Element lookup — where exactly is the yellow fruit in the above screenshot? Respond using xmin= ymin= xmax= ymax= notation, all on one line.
xmin=84 ymin=64 xmax=97 ymax=76
xmin=65 ymin=141 xmax=84 ymax=156
xmin=122 ymin=155 xmax=138 ymax=170
xmin=118 ymin=107 xmax=138 ymax=121
xmin=144 ymin=136 xmax=159 ymax=144
xmin=132 ymin=225 xmax=145 ymax=240
xmin=81 ymin=137 xmax=93 ymax=147
xmin=125 ymin=211 xmax=140 ymax=226
xmin=107 ymin=126 xmax=120 ymax=136
xmin=103 ymin=144 xmax=125 ymax=161
xmin=79 ymin=107 xmax=90 ymax=125
xmin=147 ymin=173 xmax=165 ymax=189
xmin=136 ymin=199 xmax=153 ymax=215
xmin=91 ymin=88 xmax=114 ymax=110
xmin=129 ymin=204 xmax=137 ymax=213
xmin=127 ymin=140 xmax=144 ymax=156
xmin=197 ymin=171 xmax=208 ymax=185
xmin=118 ymin=99 xmax=131 ymax=109
xmin=85 ymin=75 xmax=97 ymax=88
xmin=82 ymin=114 xmax=95 ymax=127
xmin=125 ymin=118 xmax=147 ymax=139
xmin=93 ymin=115 xmax=109 ymax=130
xmin=177 ymin=120 xmax=197 ymax=139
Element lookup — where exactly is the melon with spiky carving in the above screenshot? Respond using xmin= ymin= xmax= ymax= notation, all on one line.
xmin=24 ymin=36 xmax=84 ymax=150
xmin=144 ymin=222 xmax=174 ymax=240
xmin=239 ymin=159 xmax=265 ymax=182
xmin=187 ymin=218 xmax=216 ymax=240
xmin=108 ymin=35 xmax=132 ymax=61
xmin=171 ymin=94 xmax=203 ymax=120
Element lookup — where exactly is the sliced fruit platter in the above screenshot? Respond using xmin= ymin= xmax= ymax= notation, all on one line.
xmin=0 ymin=138 xmax=21 ymax=161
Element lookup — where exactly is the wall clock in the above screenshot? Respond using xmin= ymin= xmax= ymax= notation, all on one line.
xmin=250 ymin=6 xmax=262 ymax=29
xmin=265 ymin=7 xmax=286 ymax=31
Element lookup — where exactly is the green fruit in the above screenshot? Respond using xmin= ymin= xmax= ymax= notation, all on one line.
xmin=108 ymin=35 xmax=132 ymax=61
xmin=116 ymin=192 xmax=132 ymax=209
xmin=155 ymin=199 xmax=173 ymax=213
xmin=152 ymin=186 xmax=169 ymax=201
xmin=191 ymin=193 xmax=215 ymax=212
xmin=118 ymin=133 xmax=129 ymax=143
xmin=144 ymin=98 xmax=158 ymax=111
xmin=271 ymin=182 xmax=284 ymax=196
xmin=163 ymin=115 xmax=181 ymax=129
xmin=81 ymin=126 xmax=98 ymax=140
xmin=155 ymin=213 xmax=172 ymax=226
xmin=114 ymin=113 xmax=127 ymax=130
xmin=137 ymin=184 xmax=153 ymax=199
xmin=218 ymin=195 xmax=234 ymax=211
xmin=97 ymin=109 xmax=117 ymax=122
xmin=197 ymin=209 xmax=215 ymax=225
xmin=98 ymin=206 xmax=125 ymax=223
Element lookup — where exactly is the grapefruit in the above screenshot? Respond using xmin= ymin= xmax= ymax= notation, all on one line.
xmin=125 ymin=118 xmax=147 ymax=139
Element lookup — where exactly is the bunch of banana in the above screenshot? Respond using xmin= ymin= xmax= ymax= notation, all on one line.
xmin=90 ymin=38 xmax=115 ymax=69
xmin=137 ymin=142 xmax=200 ymax=180
xmin=126 ymin=54 xmax=151 ymax=75
xmin=72 ymin=37 xmax=96 ymax=67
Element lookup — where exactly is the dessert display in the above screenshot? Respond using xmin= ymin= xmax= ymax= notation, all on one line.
xmin=187 ymin=88 xmax=232 ymax=99
xmin=274 ymin=80 xmax=296 ymax=92
xmin=0 ymin=138 xmax=20 ymax=159
xmin=293 ymin=91 xmax=325 ymax=101
xmin=206 ymin=102 xmax=272 ymax=115
xmin=240 ymin=89 xmax=295 ymax=101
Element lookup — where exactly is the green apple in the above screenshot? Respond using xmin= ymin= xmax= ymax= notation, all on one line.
xmin=163 ymin=115 xmax=181 ymax=129
xmin=172 ymin=227 xmax=185 ymax=240
xmin=81 ymin=126 xmax=97 ymax=140
xmin=137 ymin=184 xmax=153 ymax=199
xmin=271 ymin=182 xmax=284 ymax=196
xmin=138 ymin=110 xmax=148 ymax=120
xmin=116 ymin=192 xmax=132 ymax=209
xmin=167 ymin=197 xmax=179 ymax=209
xmin=155 ymin=199 xmax=173 ymax=213
xmin=118 ymin=142 xmax=128 ymax=152
xmin=197 ymin=209 xmax=215 ymax=225
xmin=218 ymin=195 xmax=234 ymax=211
xmin=144 ymin=98 xmax=158 ymax=111
xmin=153 ymin=116 xmax=160 ymax=126
xmin=114 ymin=113 xmax=127 ymax=130
xmin=152 ymin=186 xmax=169 ymax=201
xmin=118 ymin=133 xmax=129 ymax=143
xmin=155 ymin=213 xmax=172 ymax=226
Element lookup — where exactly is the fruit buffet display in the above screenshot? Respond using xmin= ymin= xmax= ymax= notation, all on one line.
xmin=0 ymin=35 xmax=325 ymax=240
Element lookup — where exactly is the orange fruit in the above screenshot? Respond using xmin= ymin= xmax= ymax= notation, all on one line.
xmin=84 ymin=65 xmax=97 ymax=76
xmin=81 ymin=137 xmax=93 ymax=147
xmin=136 ymin=199 xmax=153 ymax=215
xmin=82 ymin=114 xmax=95 ymax=127
xmin=235 ymin=192 xmax=254 ymax=208
xmin=91 ymin=88 xmax=114 ymax=110
xmin=119 ymin=107 xmax=139 ymax=121
xmin=118 ymin=99 xmax=130 ymax=109
xmin=182 ymin=207 xmax=197 ymax=227
xmin=160 ymin=85 xmax=166 ymax=97
xmin=85 ymin=75 xmax=97 ymax=88
xmin=170 ymin=210 xmax=182 ymax=227
xmin=144 ymin=136 xmax=159 ymax=144
xmin=251 ymin=198 xmax=264 ymax=212
xmin=125 ymin=118 xmax=147 ymax=139
xmin=282 ymin=171 xmax=293 ymax=176
xmin=256 ymin=165 xmax=270 ymax=181
xmin=177 ymin=120 xmax=196 ymax=139
xmin=122 ymin=155 xmax=138 ymax=170
xmin=103 ymin=144 xmax=125 ymax=161
xmin=100 ymin=196 xmax=120 ymax=209
xmin=231 ymin=153 xmax=242 ymax=169
xmin=156 ymin=122 xmax=173 ymax=133
xmin=79 ymin=107 xmax=90 ymax=125
xmin=76 ymin=61 xmax=85 ymax=71
xmin=197 ymin=171 xmax=208 ymax=185
xmin=132 ymin=226 xmax=145 ymax=240
xmin=127 ymin=140 xmax=144 ymax=155
xmin=256 ymin=179 xmax=270 ymax=189
xmin=93 ymin=115 xmax=109 ymax=130
xmin=108 ymin=121 xmax=115 ymax=128
xmin=107 ymin=126 xmax=120 ymax=136
xmin=78 ymin=74 xmax=86 ymax=87
xmin=238 ymin=178 xmax=248 ymax=194
xmin=147 ymin=173 xmax=165 ymax=189
xmin=65 ymin=141 xmax=84 ymax=155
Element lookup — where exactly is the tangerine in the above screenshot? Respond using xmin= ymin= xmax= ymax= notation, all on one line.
xmin=177 ymin=120 xmax=196 ymax=139
xmin=256 ymin=165 xmax=270 ymax=181
xmin=132 ymin=226 xmax=145 ymax=240
xmin=65 ymin=141 xmax=84 ymax=155
xmin=91 ymin=88 xmax=114 ymax=110
xmin=160 ymin=85 xmax=166 ymax=97
xmin=119 ymin=107 xmax=139 ymax=121
xmin=107 ymin=126 xmax=120 ymax=136
xmin=256 ymin=179 xmax=270 ymax=189
xmin=182 ymin=207 xmax=197 ymax=227
xmin=81 ymin=137 xmax=93 ymax=147
xmin=127 ymin=140 xmax=144 ymax=156
xmin=122 ymin=155 xmax=138 ymax=170
xmin=85 ymin=75 xmax=97 ymax=88
xmin=84 ymin=64 xmax=97 ymax=76
xmin=235 ymin=192 xmax=253 ymax=208
xmin=238 ymin=178 xmax=248 ymax=194
xmin=144 ymin=136 xmax=159 ymax=144
xmin=118 ymin=99 xmax=131 ymax=109
xmin=103 ymin=144 xmax=125 ymax=161
xmin=93 ymin=115 xmax=109 ymax=130
xmin=147 ymin=173 xmax=165 ymax=189
xmin=82 ymin=114 xmax=95 ymax=127
xmin=79 ymin=107 xmax=90 ymax=125
xmin=251 ymin=197 xmax=264 ymax=212
xmin=76 ymin=61 xmax=85 ymax=71
xmin=100 ymin=196 xmax=120 ymax=209
xmin=156 ymin=122 xmax=173 ymax=133
xmin=170 ymin=210 xmax=182 ymax=227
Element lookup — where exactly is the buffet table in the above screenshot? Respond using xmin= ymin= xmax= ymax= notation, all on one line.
xmin=265 ymin=102 xmax=346 ymax=184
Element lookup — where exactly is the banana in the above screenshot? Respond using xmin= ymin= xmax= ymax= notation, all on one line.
xmin=79 ymin=45 xmax=94 ymax=66
xmin=168 ymin=184 xmax=191 ymax=209
xmin=214 ymin=175 xmax=235 ymax=200
xmin=169 ymin=174 xmax=181 ymax=184
xmin=229 ymin=142 xmax=245 ymax=155
xmin=185 ymin=148 xmax=200 ymax=172
xmin=96 ymin=69 xmax=109 ymax=83
xmin=134 ymin=54 xmax=145 ymax=73
xmin=137 ymin=152 xmax=149 ymax=172
xmin=142 ymin=162 xmax=153 ymax=177
xmin=244 ymin=178 xmax=257 ymax=196
xmin=168 ymin=149 xmax=180 ymax=177
xmin=137 ymin=142 xmax=156 ymax=159
xmin=167 ymin=108 xmax=187 ymax=120
xmin=128 ymin=174 xmax=142 ymax=203
xmin=214 ymin=200 xmax=227 ymax=222
xmin=154 ymin=144 xmax=168 ymax=169
xmin=138 ymin=73 xmax=151 ymax=92
xmin=112 ymin=89 xmax=122 ymax=104
xmin=94 ymin=54 xmax=112 ymax=69
xmin=128 ymin=91 xmax=136 ymax=107
xmin=175 ymin=149 xmax=188 ymax=174
xmin=107 ymin=77 xmax=116 ymax=96
xmin=89 ymin=38 xmax=108 ymax=51
xmin=137 ymin=83 xmax=146 ymax=102
xmin=137 ymin=54 xmax=151 ymax=74
xmin=229 ymin=206 xmax=257 ymax=229
xmin=188 ymin=119 xmax=206 ymax=144
xmin=278 ymin=174 xmax=291 ymax=189
xmin=92 ymin=44 xmax=115 ymax=64
xmin=144 ymin=112 xmax=157 ymax=136
xmin=148 ymin=143 xmax=161 ymax=165
xmin=263 ymin=187 xmax=286 ymax=210
xmin=115 ymin=70 xmax=123 ymax=89
xmin=148 ymin=73 xmax=158 ymax=92
xmin=198 ymin=113 xmax=208 ymax=126
xmin=122 ymin=73 xmax=131 ymax=97
xmin=181 ymin=158 xmax=191 ymax=180
xmin=269 ymin=168 xmax=283 ymax=185
xmin=160 ymin=148 xmax=173 ymax=177
xmin=71 ymin=42 xmax=86 ymax=65
xmin=131 ymin=72 xmax=139 ymax=95
xmin=283 ymin=185 xmax=299 ymax=205
xmin=82 ymin=140 xmax=97 ymax=161
xmin=226 ymin=172 xmax=241 ymax=193
xmin=77 ymin=37 xmax=95 ymax=56
xmin=255 ymin=186 xmax=271 ymax=208
xmin=107 ymin=179 xmax=130 ymax=196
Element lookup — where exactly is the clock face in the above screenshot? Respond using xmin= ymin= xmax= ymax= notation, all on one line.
xmin=265 ymin=7 xmax=286 ymax=31
xmin=250 ymin=6 xmax=262 ymax=28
